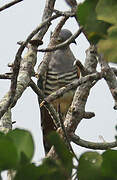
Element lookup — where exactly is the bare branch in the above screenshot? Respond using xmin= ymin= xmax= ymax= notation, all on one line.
xmin=42 ymin=72 xmax=103 ymax=105
xmin=18 ymin=13 xmax=66 ymax=47
xmin=0 ymin=0 xmax=23 ymax=12
xmin=83 ymin=112 xmax=95 ymax=119
xmin=111 ymin=67 xmax=117 ymax=76
xmin=53 ymin=9 xmax=75 ymax=17
xmin=33 ymin=0 xmax=56 ymax=41
xmin=98 ymin=55 xmax=117 ymax=110
xmin=0 ymin=109 xmax=12 ymax=132
xmin=29 ymin=80 xmax=60 ymax=128
xmin=58 ymin=112 xmax=79 ymax=161
xmin=63 ymin=46 xmax=98 ymax=134
xmin=37 ymin=16 xmax=69 ymax=77
xmin=71 ymin=134 xmax=117 ymax=150
xmin=37 ymin=26 xmax=83 ymax=52
xmin=0 ymin=16 xmax=45 ymax=119
xmin=0 ymin=74 xmax=12 ymax=80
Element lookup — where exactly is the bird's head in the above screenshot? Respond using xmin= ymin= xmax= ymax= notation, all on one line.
xmin=56 ymin=29 xmax=77 ymax=45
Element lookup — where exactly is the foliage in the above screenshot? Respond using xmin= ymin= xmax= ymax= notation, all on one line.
xmin=77 ymin=0 xmax=111 ymax=44
xmin=0 ymin=129 xmax=117 ymax=180
xmin=76 ymin=0 xmax=117 ymax=63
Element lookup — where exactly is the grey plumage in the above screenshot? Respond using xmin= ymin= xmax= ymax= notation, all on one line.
xmin=45 ymin=47 xmax=78 ymax=96
xmin=45 ymin=29 xmax=77 ymax=92
xmin=57 ymin=29 xmax=76 ymax=44
xmin=38 ymin=29 xmax=80 ymax=153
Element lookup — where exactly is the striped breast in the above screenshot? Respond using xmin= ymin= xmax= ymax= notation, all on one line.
xmin=44 ymin=67 xmax=78 ymax=116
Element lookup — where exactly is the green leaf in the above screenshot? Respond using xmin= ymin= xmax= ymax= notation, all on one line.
xmin=96 ymin=0 xmax=117 ymax=25
xmin=15 ymin=158 xmax=66 ymax=180
xmin=78 ymin=151 xmax=103 ymax=180
xmin=39 ymin=158 xmax=67 ymax=180
xmin=0 ymin=136 xmax=19 ymax=170
xmin=48 ymin=132 xmax=73 ymax=175
xmin=98 ymin=25 xmax=117 ymax=63
xmin=0 ymin=132 xmax=5 ymax=137
xmin=76 ymin=0 xmax=111 ymax=44
xmin=14 ymin=163 xmax=41 ymax=180
xmin=7 ymin=129 xmax=34 ymax=162
xmin=102 ymin=150 xmax=117 ymax=179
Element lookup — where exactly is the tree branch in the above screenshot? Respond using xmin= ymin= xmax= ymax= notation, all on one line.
xmin=0 ymin=0 xmax=56 ymax=131
xmin=98 ymin=55 xmax=117 ymax=110
xmin=58 ymin=111 xmax=79 ymax=161
xmin=111 ymin=67 xmax=117 ymax=76
xmin=0 ymin=18 xmax=44 ymax=119
xmin=37 ymin=16 xmax=69 ymax=77
xmin=29 ymin=80 xmax=60 ymax=128
xmin=71 ymin=134 xmax=117 ymax=150
xmin=53 ymin=9 xmax=75 ymax=17
xmin=64 ymin=46 xmax=98 ymax=134
xmin=0 ymin=0 xmax=58 ymax=120
xmin=0 ymin=0 xmax=23 ymax=12
xmin=32 ymin=0 xmax=56 ymax=42
xmin=0 ymin=74 xmax=12 ymax=80
xmin=41 ymin=72 xmax=103 ymax=105
xmin=37 ymin=26 xmax=83 ymax=52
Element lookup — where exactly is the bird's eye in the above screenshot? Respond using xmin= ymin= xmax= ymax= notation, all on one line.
xmin=57 ymin=37 xmax=62 ymax=42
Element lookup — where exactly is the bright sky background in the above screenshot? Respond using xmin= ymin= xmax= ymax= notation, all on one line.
xmin=0 ymin=1 xmax=117 ymax=173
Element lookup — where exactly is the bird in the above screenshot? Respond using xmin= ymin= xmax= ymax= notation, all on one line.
xmin=37 ymin=29 xmax=80 ymax=153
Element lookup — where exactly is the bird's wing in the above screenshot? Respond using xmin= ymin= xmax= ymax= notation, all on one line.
xmin=37 ymin=66 xmax=57 ymax=153
xmin=37 ymin=68 xmax=80 ymax=153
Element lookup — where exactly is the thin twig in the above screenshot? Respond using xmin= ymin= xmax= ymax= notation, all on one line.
xmin=98 ymin=55 xmax=117 ymax=110
xmin=53 ymin=9 xmax=75 ymax=17
xmin=58 ymin=109 xmax=79 ymax=161
xmin=33 ymin=0 xmax=56 ymax=41
xmin=37 ymin=15 xmax=69 ymax=77
xmin=0 ymin=74 xmax=12 ymax=80
xmin=29 ymin=80 xmax=60 ymax=128
xmin=71 ymin=133 xmax=117 ymax=150
xmin=17 ymin=13 xmax=65 ymax=47
xmin=0 ymin=0 xmax=23 ymax=12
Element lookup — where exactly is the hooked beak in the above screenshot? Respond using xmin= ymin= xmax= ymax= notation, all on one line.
xmin=73 ymin=39 xmax=77 ymax=45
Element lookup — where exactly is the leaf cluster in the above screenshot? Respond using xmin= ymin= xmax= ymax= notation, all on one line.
xmin=1 ymin=129 xmax=117 ymax=180
xmin=78 ymin=150 xmax=117 ymax=180
xmin=0 ymin=129 xmax=73 ymax=180
xmin=77 ymin=0 xmax=117 ymax=63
